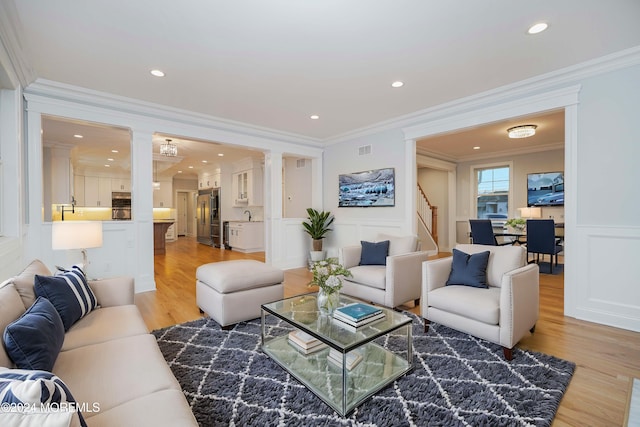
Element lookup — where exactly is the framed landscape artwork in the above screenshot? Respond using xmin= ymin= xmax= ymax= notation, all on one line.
xmin=338 ymin=168 xmax=395 ymax=207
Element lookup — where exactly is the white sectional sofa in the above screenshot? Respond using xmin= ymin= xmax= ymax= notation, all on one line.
xmin=0 ymin=260 xmax=197 ymax=427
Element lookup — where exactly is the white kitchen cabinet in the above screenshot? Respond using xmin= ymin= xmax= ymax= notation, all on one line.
xmin=111 ymin=178 xmax=131 ymax=192
xmin=232 ymin=168 xmax=263 ymax=207
xmin=153 ymin=181 xmax=173 ymax=207
xmin=228 ymin=221 xmax=264 ymax=253
xmin=165 ymin=223 xmax=176 ymax=242
xmin=84 ymin=176 xmax=112 ymax=207
xmin=198 ymin=172 xmax=221 ymax=189
xmin=73 ymin=175 xmax=85 ymax=206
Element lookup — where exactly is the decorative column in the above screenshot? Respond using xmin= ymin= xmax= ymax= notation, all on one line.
xmin=264 ymin=151 xmax=283 ymax=265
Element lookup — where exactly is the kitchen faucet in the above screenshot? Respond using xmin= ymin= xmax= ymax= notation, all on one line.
xmin=243 ymin=210 xmax=252 ymax=222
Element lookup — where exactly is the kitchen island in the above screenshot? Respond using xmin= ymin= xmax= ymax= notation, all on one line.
xmin=153 ymin=220 xmax=174 ymax=255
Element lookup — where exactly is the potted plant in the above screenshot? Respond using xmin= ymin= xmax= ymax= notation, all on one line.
xmin=505 ymin=218 xmax=526 ymax=232
xmin=302 ymin=208 xmax=334 ymax=261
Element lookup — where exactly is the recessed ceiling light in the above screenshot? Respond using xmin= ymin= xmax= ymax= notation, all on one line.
xmin=73 ymin=134 xmax=83 ymax=138
xmin=111 ymin=149 xmax=119 ymax=153
xmin=107 ymin=158 xmax=114 ymax=161
xmin=310 ymin=115 xmax=320 ymax=120
xmin=178 ymin=170 xmax=182 ymax=174
xmin=202 ymin=160 xmax=208 ymax=163
xmin=104 ymin=164 xmax=110 ymax=168
xmin=391 ymin=81 xmax=404 ymax=88
xmin=188 ymin=166 xmax=194 ymax=169
xmin=528 ymin=22 xmax=548 ymax=35
xmin=150 ymin=69 xmax=165 ymax=77
xmin=218 ymin=153 xmax=224 ymax=157
xmin=473 ymin=146 xmax=480 ymax=150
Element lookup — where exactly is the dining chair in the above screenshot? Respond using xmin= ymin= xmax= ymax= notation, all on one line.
xmin=526 ymin=219 xmax=563 ymax=273
xmin=469 ymin=219 xmax=511 ymax=246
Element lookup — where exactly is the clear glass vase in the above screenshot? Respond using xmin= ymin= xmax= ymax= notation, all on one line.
xmin=317 ymin=287 xmax=339 ymax=316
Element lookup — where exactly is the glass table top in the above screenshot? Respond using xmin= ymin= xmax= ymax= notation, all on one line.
xmin=262 ymin=293 xmax=412 ymax=352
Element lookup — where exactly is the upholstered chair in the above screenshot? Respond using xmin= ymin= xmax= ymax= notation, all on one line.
xmin=338 ymin=234 xmax=430 ymax=309
xmin=421 ymin=244 xmax=539 ymax=360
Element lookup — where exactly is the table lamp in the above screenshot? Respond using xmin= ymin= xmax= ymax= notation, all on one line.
xmin=52 ymin=221 xmax=103 ymax=269
xmin=519 ymin=207 xmax=542 ymax=219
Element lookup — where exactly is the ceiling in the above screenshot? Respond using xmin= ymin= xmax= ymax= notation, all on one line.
xmin=416 ymin=110 xmax=565 ymax=162
xmin=11 ymin=0 xmax=640 ymax=141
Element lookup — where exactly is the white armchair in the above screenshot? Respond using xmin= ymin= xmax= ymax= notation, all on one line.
xmin=422 ymin=244 xmax=539 ymax=360
xmin=339 ymin=235 xmax=430 ymax=309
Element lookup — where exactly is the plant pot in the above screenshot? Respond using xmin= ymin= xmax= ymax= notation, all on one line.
xmin=309 ymin=250 xmax=326 ymax=262
xmin=312 ymin=239 xmax=323 ymax=252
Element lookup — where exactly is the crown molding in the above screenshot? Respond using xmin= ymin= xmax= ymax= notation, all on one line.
xmin=24 ymin=79 xmax=323 ymax=150
xmin=325 ymin=45 xmax=640 ymax=146
xmin=0 ymin=1 xmax=36 ymax=88
xmin=417 ymin=142 xmax=565 ymax=164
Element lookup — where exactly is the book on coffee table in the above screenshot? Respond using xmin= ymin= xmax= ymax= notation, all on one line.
xmin=334 ymin=303 xmax=382 ymax=323
xmin=332 ymin=313 xmax=385 ymax=332
xmin=327 ymin=348 xmax=363 ymax=371
xmin=288 ymin=330 xmax=327 ymax=354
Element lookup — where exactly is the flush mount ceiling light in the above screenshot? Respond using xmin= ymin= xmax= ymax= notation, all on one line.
xmin=391 ymin=81 xmax=404 ymax=88
xmin=160 ymin=138 xmax=177 ymax=157
xmin=310 ymin=115 xmax=319 ymax=120
xmin=150 ymin=69 xmax=165 ymax=77
xmin=507 ymin=124 xmax=537 ymax=139
xmin=528 ymin=22 xmax=548 ymax=34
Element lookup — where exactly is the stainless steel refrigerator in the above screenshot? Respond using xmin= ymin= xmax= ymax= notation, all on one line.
xmin=197 ymin=188 xmax=221 ymax=247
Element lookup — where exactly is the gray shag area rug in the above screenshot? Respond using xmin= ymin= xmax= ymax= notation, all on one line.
xmin=153 ymin=313 xmax=574 ymax=427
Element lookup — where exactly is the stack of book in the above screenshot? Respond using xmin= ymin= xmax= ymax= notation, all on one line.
xmin=327 ymin=348 xmax=363 ymax=371
xmin=287 ymin=329 xmax=327 ymax=355
xmin=332 ymin=303 xmax=385 ymax=332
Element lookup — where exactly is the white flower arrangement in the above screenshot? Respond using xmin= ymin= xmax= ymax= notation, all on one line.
xmin=308 ymin=258 xmax=352 ymax=295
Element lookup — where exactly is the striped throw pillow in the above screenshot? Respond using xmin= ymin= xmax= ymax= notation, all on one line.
xmin=34 ymin=265 xmax=98 ymax=331
xmin=0 ymin=368 xmax=87 ymax=427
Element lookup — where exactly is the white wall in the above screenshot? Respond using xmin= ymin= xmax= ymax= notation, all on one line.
xmin=322 ymin=129 xmax=411 ymax=258
xmin=283 ymin=157 xmax=312 ymax=218
xmin=567 ymin=63 xmax=640 ymax=331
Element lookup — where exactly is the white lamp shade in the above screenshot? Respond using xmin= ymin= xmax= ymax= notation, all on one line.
xmin=52 ymin=221 xmax=103 ymax=250
xmin=518 ymin=207 xmax=542 ymax=219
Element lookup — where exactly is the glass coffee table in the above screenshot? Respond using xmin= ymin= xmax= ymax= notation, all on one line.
xmin=261 ymin=293 xmax=413 ymax=416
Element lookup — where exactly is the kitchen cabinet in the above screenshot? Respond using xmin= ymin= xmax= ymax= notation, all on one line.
xmin=111 ymin=178 xmax=131 ymax=192
xmin=232 ymin=168 xmax=263 ymax=207
xmin=73 ymin=175 xmax=85 ymax=206
xmin=165 ymin=223 xmax=176 ymax=242
xmin=153 ymin=181 xmax=173 ymax=207
xmin=83 ymin=176 xmax=112 ymax=207
xmin=198 ymin=172 xmax=220 ymax=189
xmin=228 ymin=221 xmax=264 ymax=253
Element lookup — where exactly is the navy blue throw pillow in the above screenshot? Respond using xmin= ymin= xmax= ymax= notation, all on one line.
xmin=359 ymin=240 xmax=390 ymax=265
xmin=446 ymin=249 xmax=490 ymax=288
xmin=0 ymin=368 xmax=87 ymax=427
xmin=3 ymin=297 xmax=65 ymax=371
xmin=34 ymin=265 xmax=98 ymax=331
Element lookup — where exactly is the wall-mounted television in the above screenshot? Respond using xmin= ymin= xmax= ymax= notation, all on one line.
xmin=338 ymin=167 xmax=395 ymax=207
xmin=527 ymin=172 xmax=564 ymax=207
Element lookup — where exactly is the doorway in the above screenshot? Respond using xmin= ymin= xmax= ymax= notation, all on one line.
xmin=177 ymin=191 xmax=196 ymax=237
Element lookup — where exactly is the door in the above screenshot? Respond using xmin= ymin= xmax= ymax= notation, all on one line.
xmin=177 ymin=192 xmax=188 ymax=236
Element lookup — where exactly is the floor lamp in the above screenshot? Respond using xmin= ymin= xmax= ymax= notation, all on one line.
xmin=52 ymin=221 xmax=103 ymax=272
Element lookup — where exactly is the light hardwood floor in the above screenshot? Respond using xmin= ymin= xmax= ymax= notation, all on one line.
xmin=136 ymin=236 xmax=640 ymax=427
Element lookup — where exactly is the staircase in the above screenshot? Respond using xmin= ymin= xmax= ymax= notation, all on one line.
xmin=417 ymin=184 xmax=438 ymax=255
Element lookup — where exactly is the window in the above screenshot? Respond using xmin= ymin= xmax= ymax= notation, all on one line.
xmin=476 ymin=166 xmax=510 ymax=219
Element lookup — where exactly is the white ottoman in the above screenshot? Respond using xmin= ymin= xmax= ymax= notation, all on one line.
xmin=196 ymin=260 xmax=284 ymax=329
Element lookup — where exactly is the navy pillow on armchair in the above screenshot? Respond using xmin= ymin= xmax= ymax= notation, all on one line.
xmin=446 ymin=249 xmax=490 ymax=288
xmin=359 ymin=240 xmax=390 ymax=265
